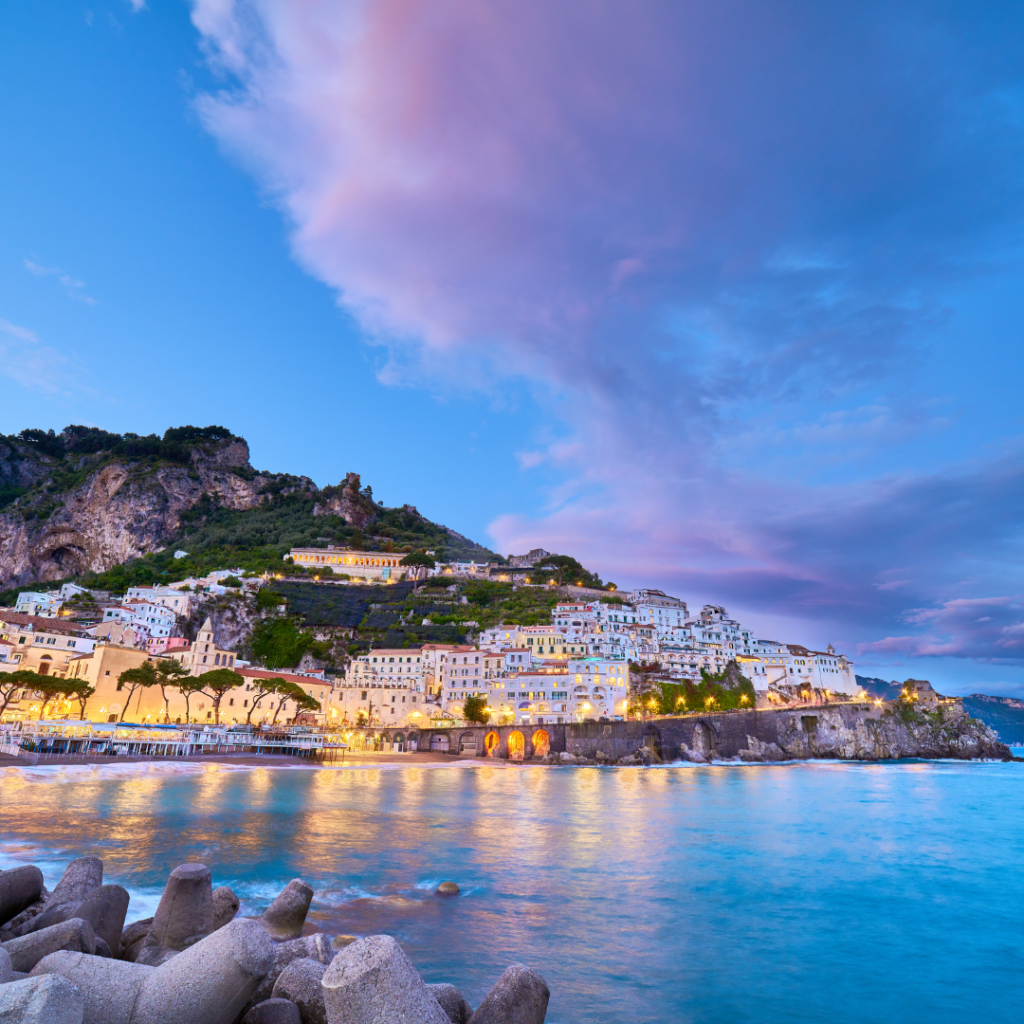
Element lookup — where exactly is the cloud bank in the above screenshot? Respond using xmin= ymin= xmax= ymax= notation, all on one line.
xmin=189 ymin=0 xmax=1024 ymax=667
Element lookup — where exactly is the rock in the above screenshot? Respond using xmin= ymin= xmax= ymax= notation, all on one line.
xmin=211 ymin=887 xmax=239 ymax=931
xmin=557 ymin=752 xmax=577 ymax=764
xmin=131 ymin=917 xmax=274 ymax=1024
xmin=93 ymin=938 xmax=112 ymax=959
xmin=30 ymin=950 xmax=153 ymax=1024
xmin=119 ymin=917 xmax=154 ymax=961
xmin=138 ymin=863 xmax=213 ymax=962
xmin=330 ymin=935 xmax=357 ymax=951
xmin=429 ymin=983 xmax=474 ymax=1024
xmin=248 ymin=933 xmax=335 ymax=1006
xmin=271 ymin=958 xmax=327 ymax=1024
xmin=435 ymin=882 xmax=460 ymax=897
xmin=243 ymin=999 xmax=302 ymax=1024
xmin=0 ymin=865 xmax=44 ymax=928
xmin=0 ymin=948 xmax=11 ymax=984
xmin=0 ymin=973 xmax=84 ymax=1024
xmin=2 ymin=918 xmax=97 ymax=973
xmin=321 ymin=935 xmax=450 ymax=1024
xmin=261 ymin=879 xmax=314 ymax=941
xmin=1 ymin=890 xmax=47 ymax=935
xmin=468 ymin=964 xmax=549 ymax=1024
xmin=75 ymin=885 xmax=130 ymax=957
xmin=18 ymin=858 xmax=103 ymax=936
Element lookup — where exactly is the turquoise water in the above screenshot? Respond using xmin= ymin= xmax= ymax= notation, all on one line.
xmin=2 ymin=759 xmax=1024 ymax=1023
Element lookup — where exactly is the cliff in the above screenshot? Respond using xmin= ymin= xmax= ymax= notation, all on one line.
xmin=734 ymin=702 xmax=1010 ymax=762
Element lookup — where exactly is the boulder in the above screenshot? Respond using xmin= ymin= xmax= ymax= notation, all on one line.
xmin=2 ymin=917 xmax=97 ymax=973
xmin=0 ymin=948 xmax=11 ymax=984
xmin=0 ymin=865 xmax=44 ymax=928
xmin=30 ymin=950 xmax=153 ymax=1024
xmin=249 ymin=933 xmax=335 ymax=1006
xmin=271 ymin=958 xmax=327 ymax=1024
xmin=138 ymin=864 xmax=213 ymax=963
xmin=18 ymin=858 xmax=102 ymax=935
xmin=435 ymin=882 xmax=460 ymax=897
xmin=131 ymin=917 xmax=274 ymax=1024
xmin=428 ymin=983 xmax=474 ymax=1024
xmin=0 ymin=973 xmax=84 ymax=1024
xmin=321 ymin=935 xmax=450 ymax=1024
xmin=261 ymin=880 xmax=314 ymax=941
xmin=468 ymin=965 xmax=549 ymax=1024
xmin=75 ymin=885 xmax=130 ymax=957
xmin=211 ymin=887 xmax=239 ymax=931
xmin=93 ymin=938 xmax=113 ymax=959
xmin=243 ymin=999 xmax=302 ymax=1024
xmin=119 ymin=917 xmax=154 ymax=962
xmin=330 ymin=936 xmax=357 ymax=951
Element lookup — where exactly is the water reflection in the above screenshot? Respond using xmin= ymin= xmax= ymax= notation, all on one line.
xmin=3 ymin=761 xmax=1024 ymax=1024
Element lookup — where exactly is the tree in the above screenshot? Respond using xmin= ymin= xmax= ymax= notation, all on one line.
xmin=153 ymin=658 xmax=189 ymax=722
xmin=174 ymin=676 xmax=206 ymax=724
xmin=29 ymin=677 xmax=92 ymax=719
xmin=463 ymin=694 xmax=490 ymax=724
xmin=400 ymin=551 xmax=436 ymax=568
xmin=74 ymin=685 xmax=96 ymax=720
xmin=245 ymin=676 xmax=287 ymax=724
xmin=197 ymin=668 xmax=244 ymax=725
xmin=270 ymin=681 xmax=320 ymax=724
xmin=250 ymin=618 xmax=314 ymax=669
xmin=116 ymin=663 xmax=159 ymax=721
xmin=0 ymin=671 xmax=37 ymax=717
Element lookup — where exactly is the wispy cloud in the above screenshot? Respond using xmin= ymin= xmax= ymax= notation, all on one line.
xmin=188 ymin=0 xmax=1024 ymax=667
xmin=0 ymin=318 xmax=80 ymax=394
xmin=23 ymin=258 xmax=98 ymax=305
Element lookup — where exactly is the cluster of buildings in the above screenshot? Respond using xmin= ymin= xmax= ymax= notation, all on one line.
xmin=1 ymin=558 xmax=859 ymax=731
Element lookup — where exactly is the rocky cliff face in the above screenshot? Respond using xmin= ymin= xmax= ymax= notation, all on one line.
xmin=0 ymin=437 xmax=313 ymax=588
xmin=312 ymin=472 xmax=378 ymax=529
xmin=734 ymin=703 xmax=1010 ymax=762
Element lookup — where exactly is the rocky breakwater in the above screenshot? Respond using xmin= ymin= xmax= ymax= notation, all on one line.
xmin=0 ymin=858 xmax=550 ymax=1024
xmin=734 ymin=700 xmax=1012 ymax=763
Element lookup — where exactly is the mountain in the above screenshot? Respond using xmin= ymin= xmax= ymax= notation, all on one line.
xmin=0 ymin=424 xmax=496 ymax=596
xmin=857 ymin=675 xmax=1024 ymax=744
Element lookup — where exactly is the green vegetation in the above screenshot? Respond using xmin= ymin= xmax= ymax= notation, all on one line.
xmin=249 ymin=617 xmax=315 ymax=669
xmin=197 ymin=668 xmax=244 ymax=724
xmin=651 ymin=663 xmax=756 ymax=714
xmin=462 ymin=693 xmax=490 ymax=724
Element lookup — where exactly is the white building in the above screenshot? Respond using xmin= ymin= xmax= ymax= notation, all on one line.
xmin=124 ymin=586 xmax=192 ymax=618
xmin=102 ymin=600 xmax=177 ymax=641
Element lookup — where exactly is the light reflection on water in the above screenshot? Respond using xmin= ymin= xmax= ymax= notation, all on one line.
xmin=2 ymin=760 xmax=1024 ymax=1024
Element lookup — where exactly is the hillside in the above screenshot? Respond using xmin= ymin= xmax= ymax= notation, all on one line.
xmin=857 ymin=676 xmax=1024 ymax=744
xmin=0 ymin=424 xmax=496 ymax=597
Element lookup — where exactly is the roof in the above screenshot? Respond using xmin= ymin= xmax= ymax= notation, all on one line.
xmin=0 ymin=611 xmax=92 ymax=635
xmin=237 ymin=667 xmax=326 ymax=687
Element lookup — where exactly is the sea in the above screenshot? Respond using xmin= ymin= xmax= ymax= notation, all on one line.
xmin=2 ymin=756 xmax=1024 ymax=1024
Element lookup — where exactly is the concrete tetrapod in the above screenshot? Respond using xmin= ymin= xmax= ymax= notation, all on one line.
xmin=131 ymin=917 xmax=274 ymax=1024
xmin=261 ymin=879 xmax=314 ymax=941
xmin=271 ymin=957 xmax=328 ymax=1024
xmin=249 ymin=933 xmax=335 ymax=1007
xmin=120 ymin=918 xmax=154 ymax=963
xmin=19 ymin=857 xmax=103 ymax=935
xmin=30 ymin=950 xmax=154 ymax=1024
xmin=0 ymin=865 xmax=44 ymax=928
xmin=0 ymin=973 xmax=85 ymax=1024
xmin=0 ymin=948 xmax=11 ymax=984
xmin=243 ymin=998 xmax=302 ymax=1024
xmin=467 ymin=965 xmax=549 ymax=1024
xmin=211 ymin=887 xmax=239 ymax=931
xmin=2 ymin=917 xmax=97 ymax=973
xmin=320 ymin=935 xmax=450 ymax=1024
xmin=138 ymin=863 xmax=213 ymax=963
xmin=429 ymin=983 xmax=475 ymax=1024
xmin=75 ymin=884 xmax=130 ymax=957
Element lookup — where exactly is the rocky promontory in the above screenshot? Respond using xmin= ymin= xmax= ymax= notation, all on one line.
xmin=0 ymin=857 xmax=548 ymax=1024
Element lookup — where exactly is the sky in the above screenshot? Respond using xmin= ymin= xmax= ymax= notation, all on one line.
xmin=2 ymin=1 xmax=1024 ymax=695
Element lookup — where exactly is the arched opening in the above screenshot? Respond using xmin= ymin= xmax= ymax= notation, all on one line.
xmin=642 ymin=724 xmax=663 ymax=762
xmin=38 ymin=658 xmax=52 ymax=676
xmin=484 ymin=731 xmax=499 ymax=757
xmin=430 ymin=734 xmax=450 ymax=752
xmin=459 ymin=732 xmax=477 ymax=755
xmin=691 ymin=721 xmax=716 ymax=759
xmin=507 ymin=730 xmax=525 ymax=760
xmin=393 ymin=732 xmax=405 ymax=752
xmin=532 ymin=729 xmax=550 ymax=758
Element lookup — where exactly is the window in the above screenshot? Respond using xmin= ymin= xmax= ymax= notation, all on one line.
xmin=361 ymin=691 xmax=367 ymax=700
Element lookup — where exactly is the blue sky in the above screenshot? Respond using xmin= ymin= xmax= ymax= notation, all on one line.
xmin=2 ymin=0 xmax=1024 ymax=695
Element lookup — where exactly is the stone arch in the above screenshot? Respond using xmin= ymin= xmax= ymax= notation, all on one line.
xmin=393 ymin=732 xmax=405 ymax=752
xmin=484 ymin=731 xmax=500 ymax=757
xmin=38 ymin=656 xmax=52 ymax=676
xmin=690 ymin=720 xmax=717 ymax=758
xmin=532 ymin=729 xmax=550 ymax=758
xmin=430 ymin=733 xmax=450 ymax=752
xmin=508 ymin=730 xmax=525 ymax=760
xmin=642 ymin=724 xmax=663 ymax=761
xmin=459 ymin=731 xmax=478 ymax=755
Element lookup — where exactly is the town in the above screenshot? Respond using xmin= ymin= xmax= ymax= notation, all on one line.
xmin=0 ymin=545 xmax=861 ymax=746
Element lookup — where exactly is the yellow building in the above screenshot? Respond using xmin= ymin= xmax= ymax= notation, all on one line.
xmin=288 ymin=547 xmax=404 ymax=581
